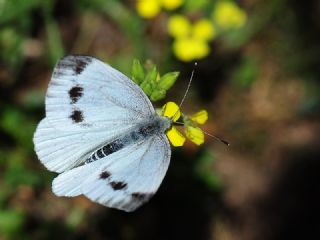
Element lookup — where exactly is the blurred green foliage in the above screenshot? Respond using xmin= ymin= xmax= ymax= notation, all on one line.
xmin=195 ymin=150 xmax=222 ymax=190
xmin=0 ymin=1 xmax=225 ymax=237
xmin=232 ymin=57 xmax=258 ymax=88
xmin=0 ymin=210 xmax=25 ymax=236
xmin=1 ymin=0 xmax=319 ymax=239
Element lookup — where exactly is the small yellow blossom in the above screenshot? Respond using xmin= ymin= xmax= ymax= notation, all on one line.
xmin=162 ymin=101 xmax=180 ymax=121
xmin=136 ymin=0 xmax=161 ymax=19
xmin=168 ymin=15 xmax=191 ymax=38
xmin=173 ymin=38 xmax=210 ymax=62
xmin=166 ymin=127 xmax=186 ymax=146
xmin=161 ymin=0 xmax=183 ymax=10
xmin=212 ymin=1 xmax=247 ymax=30
xmin=137 ymin=0 xmax=184 ymax=18
xmin=168 ymin=15 xmax=214 ymax=62
xmin=161 ymin=102 xmax=209 ymax=146
xmin=162 ymin=102 xmax=186 ymax=146
xmin=192 ymin=39 xmax=210 ymax=59
xmin=192 ymin=19 xmax=216 ymax=41
xmin=185 ymin=126 xmax=205 ymax=145
xmin=190 ymin=110 xmax=208 ymax=124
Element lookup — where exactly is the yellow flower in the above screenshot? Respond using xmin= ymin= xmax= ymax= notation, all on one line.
xmin=137 ymin=0 xmax=184 ymax=18
xmin=212 ymin=1 xmax=247 ymax=29
xmin=168 ymin=15 xmax=214 ymax=62
xmin=185 ymin=126 xmax=205 ymax=145
xmin=168 ymin=15 xmax=191 ymax=38
xmin=161 ymin=102 xmax=209 ymax=146
xmin=190 ymin=110 xmax=208 ymax=124
xmin=192 ymin=19 xmax=216 ymax=41
xmin=173 ymin=37 xmax=210 ymax=62
xmin=166 ymin=126 xmax=186 ymax=147
xmin=162 ymin=102 xmax=185 ymax=146
xmin=136 ymin=0 xmax=161 ymax=19
xmin=192 ymin=39 xmax=210 ymax=59
xmin=162 ymin=101 xmax=180 ymax=121
xmin=161 ymin=0 xmax=183 ymax=10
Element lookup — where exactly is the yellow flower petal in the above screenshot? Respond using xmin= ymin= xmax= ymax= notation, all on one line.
xmin=166 ymin=127 xmax=186 ymax=147
xmin=173 ymin=38 xmax=195 ymax=62
xmin=190 ymin=110 xmax=208 ymax=124
xmin=162 ymin=101 xmax=180 ymax=121
xmin=136 ymin=0 xmax=161 ymax=19
xmin=192 ymin=19 xmax=216 ymax=41
xmin=191 ymin=38 xmax=210 ymax=59
xmin=168 ymin=15 xmax=191 ymax=38
xmin=185 ymin=126 xmax=204 ymax=145
xmin=212 ymin=2 xmax=247 ymax=29
xmin=173 ymin=37 xmax=209 ymax=62
xmin=161 ymin=0 xmax=183 ymax=10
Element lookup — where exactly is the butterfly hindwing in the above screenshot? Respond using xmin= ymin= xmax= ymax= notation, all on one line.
xmin=52 ymin=134 xmax=171 ymax=212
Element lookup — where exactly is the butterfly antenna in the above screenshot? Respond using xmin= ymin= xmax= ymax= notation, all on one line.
xmin=171 ymin=62 xmax=197 ymax=121
xmin=201 ymin=129 xmax=230 ymax=146
xmin=173 ymin=121 xmax=185 ymax=126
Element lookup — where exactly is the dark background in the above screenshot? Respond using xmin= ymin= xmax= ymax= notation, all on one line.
xmin=1 ymin=0 xmax=320 ymax=239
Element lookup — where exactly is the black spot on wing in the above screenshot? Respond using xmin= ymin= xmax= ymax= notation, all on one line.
xmin=74 ymin=57 xmax=90 ymax=75
xmin=110 ymin=181 xmax=127 ymax=191
xmin=100 ymin=171 xmax=111 ymax=179
xmin=131 ymin=192 xmax=153 ymax=202
xmin=68 ymin=85 xmax=83 ymax=103
xmin=70 ymin=110 xmax=84 ymax=123
xmin=54 ymin=55 xmax=92 ymax=77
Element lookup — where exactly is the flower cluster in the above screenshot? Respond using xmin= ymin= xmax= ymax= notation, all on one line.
xmin=168 ymin=15 xmax=215 ymax=62
xmin=136 ymin=0 xmax=247 ymax=62
xmin=136 ymin=0 xmax=183 ymax=19
xmin=212 ymin=1 xmax=247 ymax=30
xmin=161 ymin=102 xmax=208 ymax=146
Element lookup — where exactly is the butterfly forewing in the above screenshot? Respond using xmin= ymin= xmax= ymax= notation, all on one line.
xmin=34 ymin=56 xmax=155 ymax=173
xmin=45 ymin=55 xmax=154 ymax=130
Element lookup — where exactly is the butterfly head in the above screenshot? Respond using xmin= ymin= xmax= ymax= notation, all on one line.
xmin=157 ymin=102 xmax=209 ymax=147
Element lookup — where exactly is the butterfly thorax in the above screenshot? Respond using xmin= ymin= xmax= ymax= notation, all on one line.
xmin=85 ymin=115 xmax=171 ymax=164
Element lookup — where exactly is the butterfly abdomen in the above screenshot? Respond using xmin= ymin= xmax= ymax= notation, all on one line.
xmin=85 ymin=116 xmax=170 ymax=163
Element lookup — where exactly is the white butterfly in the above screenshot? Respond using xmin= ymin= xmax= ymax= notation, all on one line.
xmin=33 ymin=55 xmax=172 ymax=212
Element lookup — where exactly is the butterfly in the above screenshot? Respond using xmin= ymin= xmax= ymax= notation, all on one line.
xmin=33 ymin=55 xmax=173 ymax=212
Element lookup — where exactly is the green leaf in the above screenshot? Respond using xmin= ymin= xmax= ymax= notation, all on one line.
xmin=150 ymin=89 xmax=166 ymax=101
xmin=131 ymin=59 xmax=145 ymax=84
xmin=140 ymin=81 xmax=153 ymax=96
xmin=140 ymin=66 xmax=158 ymax=95
xmin=157 ymin=71 xmax=179 ymax=91
xmin=144 ymin=66 xmax=158 ymax=88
